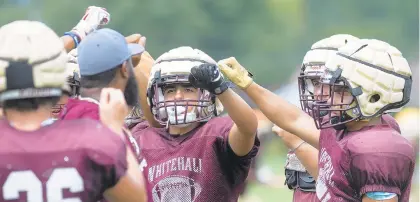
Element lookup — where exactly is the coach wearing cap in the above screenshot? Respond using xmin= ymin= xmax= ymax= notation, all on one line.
xmin=58 ymin=28 xmax=144 ymax=120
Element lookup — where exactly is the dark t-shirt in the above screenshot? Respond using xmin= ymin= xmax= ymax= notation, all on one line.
xmin=133 ymin=116 xmax=260 ymax=202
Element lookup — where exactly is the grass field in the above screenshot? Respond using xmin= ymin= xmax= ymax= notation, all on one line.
xmin=239 ymin=137 xmax=294 ymax=202
xmin=240 ymin=183 xmax=293 ymax=202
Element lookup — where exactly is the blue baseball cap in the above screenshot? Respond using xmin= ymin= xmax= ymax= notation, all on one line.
xmin=77 ymin=28 xmax=144 ymax=76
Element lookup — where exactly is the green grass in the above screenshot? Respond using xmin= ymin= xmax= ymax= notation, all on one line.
xmin=239 ymin=137 xmax=294 ymax=202
xmin=240 ymin=183 xmax=293 ymax=202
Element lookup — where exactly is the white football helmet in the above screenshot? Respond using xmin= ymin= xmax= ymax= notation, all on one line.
xmin=147 ymin=46 xmax=224 ymax=126
xmin=0 ymin=20 xmax=68 ymax=102
xmin=311 ymin=39 xmax=412 ymax=129
xmin=298 ymin=34 xmax=360 ymax=114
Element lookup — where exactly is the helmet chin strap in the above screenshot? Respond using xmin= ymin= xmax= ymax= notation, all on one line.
xmin=330 ymin=99 xmax=361 ymax=130
xmin=330 ymin=115 xmax=347 ymax=130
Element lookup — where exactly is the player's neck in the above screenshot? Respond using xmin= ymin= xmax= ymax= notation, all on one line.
xmin=346 ymin=116 xmax=382 ymax=131
xmin=169 ymin=122 xmax=200 ymax=136
xmin=80 ymin=88 xmax=101 ymax=101
xmin=4 ymin=108 xmax=52 ymax=131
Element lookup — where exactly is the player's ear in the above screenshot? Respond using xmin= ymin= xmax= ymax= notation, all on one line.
xmin=119 ymin=59 xmax=131 ymax=79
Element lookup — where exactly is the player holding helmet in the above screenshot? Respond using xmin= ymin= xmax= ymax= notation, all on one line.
xmin=0 ymin=21 xmax=146 ymax=202
xmin=132 ymin=46 xmax=259 ymax=202
xmin=220 ymin=39 xmax=414 ymax=201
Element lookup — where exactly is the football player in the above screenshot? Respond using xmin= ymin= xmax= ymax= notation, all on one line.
xmin=59 ymin=28 xmax=144 ymax=120
xmin=58 ymin=28 xmax=143 ymax=161
xmin=132 ymin=46 xmax=259 ymax=201
xmin=276 ymin=34 xmax=360 ymax=202
xmin=0 ymin=20 xmax=146 ymax=202
xmin=219 ymin=39 xmax=415 ymax=201
xmin=51 ymin=49 xmax=81 ymax=119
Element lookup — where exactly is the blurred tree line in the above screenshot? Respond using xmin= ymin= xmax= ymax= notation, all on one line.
xmin=0 ymin=0 xmax=417 ymax=87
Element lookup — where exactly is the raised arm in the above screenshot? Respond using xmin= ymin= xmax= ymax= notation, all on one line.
xmin=62 ymin=6 xmax=110 ymax=52
xmin=188 ymin=63 xmax=258 ymax=156
xmin=218 ymin=57 xmax=320 ymax=148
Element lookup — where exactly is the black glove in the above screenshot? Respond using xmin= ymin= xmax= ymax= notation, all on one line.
xmin=188 ymin=63 xmax=229 ymax=95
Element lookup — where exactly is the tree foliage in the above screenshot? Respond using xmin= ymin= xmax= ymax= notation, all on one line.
xmin=0 ymin=0 xmax=417 ymax=86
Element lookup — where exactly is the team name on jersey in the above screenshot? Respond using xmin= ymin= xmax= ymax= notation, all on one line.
xmin=148 ymin=157 xmax=203 ymax=182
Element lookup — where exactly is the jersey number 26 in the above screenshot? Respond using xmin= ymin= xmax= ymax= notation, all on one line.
xmin=2 ymin=167 xmax=84 ymax=202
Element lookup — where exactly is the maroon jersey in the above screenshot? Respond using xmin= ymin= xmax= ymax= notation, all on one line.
xmin=130 ymin=119 xmax=150 ymax=135
xmin=382 ymin=113 xmax=401 ymax=133
xmin=59 ymin=97 xmax=99 ymax=120
xmin=316 ymin=115 xmax=415 ymax=202
xmin=293 ymin=189 xmax=318 ymax=202
xmin=59 ymin=97 xmax=140 ymax=162
xmin=133 ymin=116 xmax=259 ymax=202
xmin=0 ymin=119 xmax=127 ymax=202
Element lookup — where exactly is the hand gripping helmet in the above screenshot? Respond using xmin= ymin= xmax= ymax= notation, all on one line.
xmin=0 ymin=21 xmax=68 ymax=103
xmin=310 ymin=39 xmax=412 ymax=129
xmin=298 ymin=34 xmax=360 ymax=114
xmin=51 ymin=49 xmax=81 ymax=116
xmin=147 ymin=46 xmax=224 ymax=126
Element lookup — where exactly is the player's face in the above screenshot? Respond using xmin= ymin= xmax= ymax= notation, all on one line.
xmin=311 ymin=79 xmax=355 ymax=128
xmin=327 ymin=85 xmax=353 ymax=116
xmin=51 ymin=95 xmax=69 ymax=118
xmin=161 ymin=83 xmax=201 ymax=126
xmin=312 ymin=79 xmax=330 ymax=102
xmin=163 ymin=84 xmax=199 ymax=114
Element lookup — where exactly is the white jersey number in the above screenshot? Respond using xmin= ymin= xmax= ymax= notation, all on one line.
xmin=3 ymin=168 xmax=84 ymax=202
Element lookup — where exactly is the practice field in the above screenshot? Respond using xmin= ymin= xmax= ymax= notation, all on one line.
xmin=239 ymin=138 xmax=294 ymax=202
xmin=240 ymin=183 xmax=293 ymax=202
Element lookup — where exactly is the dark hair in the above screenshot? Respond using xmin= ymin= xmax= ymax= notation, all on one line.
xmin=3 ymin=97 xmax=60 ymax=112
xmin=80 ymin=64 xmax=122 ymax=88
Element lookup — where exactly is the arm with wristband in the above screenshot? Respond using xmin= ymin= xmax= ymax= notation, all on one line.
xmin=62 ymin=6 xmax=110 ymax=52
xmin=272 ymin=125 xmax=319 ymax=179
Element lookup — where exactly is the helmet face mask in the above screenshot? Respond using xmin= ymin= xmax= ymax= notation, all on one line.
xmin=309 ymin=69 xmax=360 ymax=129
xmin=147 ymin=46 xmax=224 ymax=127
xmin=148 ymin=72 xmax=216 ymax=126
xmin=297 ymin=34 xmax=360 ymax=116
xmin=298 ymin=63 xmax=326 ymax=114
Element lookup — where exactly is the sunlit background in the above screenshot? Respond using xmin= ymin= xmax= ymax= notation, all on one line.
xmin=1 ymin=0 xmax=418 ymax=201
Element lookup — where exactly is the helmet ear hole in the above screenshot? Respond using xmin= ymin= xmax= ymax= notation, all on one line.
xmin=369 ymin=94 xmax=381 ymax=103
